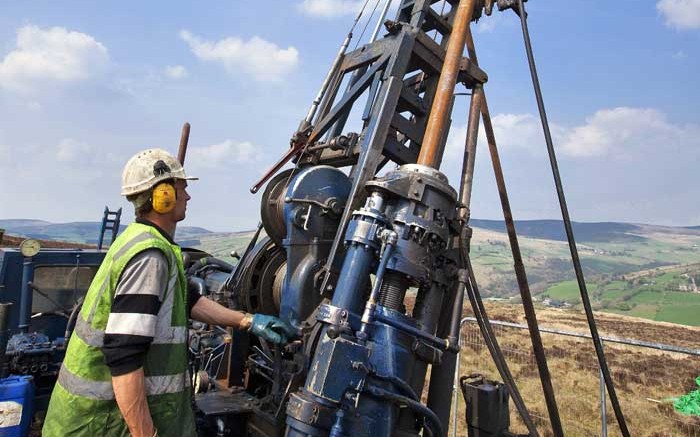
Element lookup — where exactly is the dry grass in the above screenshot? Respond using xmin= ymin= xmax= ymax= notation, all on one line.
xmin=448 ymin=303 xmax=700 ymax=437
xmin=0 ymin=233 xmax=95 ymax=249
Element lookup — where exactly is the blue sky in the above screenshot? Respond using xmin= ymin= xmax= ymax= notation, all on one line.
xmin=0 ymin=0 xmax=698 ymax=231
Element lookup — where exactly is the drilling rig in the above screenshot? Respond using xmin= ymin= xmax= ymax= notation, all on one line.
xmin=186 ymin=1 xmax=629 ymax=436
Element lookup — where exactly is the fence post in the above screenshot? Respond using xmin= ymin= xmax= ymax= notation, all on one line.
xmin=452 ymin=318 xmax=467 ymax=437
xmin=600 ymin=343 xmax=608 ymax=437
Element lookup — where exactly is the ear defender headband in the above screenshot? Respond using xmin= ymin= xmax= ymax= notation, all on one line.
xmin=151 ymin=160 xmax=177 ymax=214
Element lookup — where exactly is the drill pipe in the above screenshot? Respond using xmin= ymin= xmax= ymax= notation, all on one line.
xmin=417 ymin=0 xmax=476 ymax=169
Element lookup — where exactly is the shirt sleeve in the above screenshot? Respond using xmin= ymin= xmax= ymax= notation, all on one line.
xmin=102 ymin=248 xmax=169 ymax=376
xmin=188 ymin=284 xmax=203 ymax=314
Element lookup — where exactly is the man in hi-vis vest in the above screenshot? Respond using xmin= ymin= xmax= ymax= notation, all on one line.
xmin=43 ymin=148 xmax=292 ymax=437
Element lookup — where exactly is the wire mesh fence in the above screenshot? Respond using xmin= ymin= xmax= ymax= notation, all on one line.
xmin=450 ymin=318 xmax=700 ymax=437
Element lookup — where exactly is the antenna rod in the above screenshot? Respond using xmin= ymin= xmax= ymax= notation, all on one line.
xmin=369 ymin=0 xmax=393 ymax=43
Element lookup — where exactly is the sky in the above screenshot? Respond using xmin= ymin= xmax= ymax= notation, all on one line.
xmin=0 ymin=0 xmax=698 ymax=231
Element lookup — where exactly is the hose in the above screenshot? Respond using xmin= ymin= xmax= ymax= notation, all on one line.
xmin=64 ymin=299 xmax=84 ymax=340
xmin=186 ymin=257 xmax=234 ymax=276
xmin=368 ymin=372 xmax=419 ymax=401
xmin=364 ymin=384 xmax=444 ymax=437
xmin=462 ymin=252 xmax=539 ymax=437
xmin=515 ymin=1 xmax=630 ymax=435
xmin=188 ymin=277 xmax=207 ymax=296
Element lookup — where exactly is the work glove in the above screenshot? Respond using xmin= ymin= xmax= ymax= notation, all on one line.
xmin=245 ymin=314 xmax=294 ymax=344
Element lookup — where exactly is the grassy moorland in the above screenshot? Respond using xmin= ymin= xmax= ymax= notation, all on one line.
xmin=450 ymin=302 xmax=700 ymax=437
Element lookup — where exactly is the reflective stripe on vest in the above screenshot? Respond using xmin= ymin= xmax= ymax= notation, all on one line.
xmin=57 ymin=364 xmax=190 ymax=401
xmin=74 ymin=317 xmax=187 ymax=348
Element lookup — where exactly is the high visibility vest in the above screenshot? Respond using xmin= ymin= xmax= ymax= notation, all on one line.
xmin=42 ymin=223 xmax=195 ymax=437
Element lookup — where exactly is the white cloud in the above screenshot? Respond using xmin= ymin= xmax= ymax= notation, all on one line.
xmin=297 ymin=0 xmax=363 ymax=18
xmin=445 ymin=107 xmax=698 ymax=160
xmin=56 ymin=138 xmax=93 ymax=162
xmin=559 ymin=107 xmax=691 ymax=157
xmin=657 ymin=0 xmax=700 ymax=30
xmin=188 ymin=139 xmax=261 ymax=169
xmin=672 ymin=50 xmax=688 ymax=60
xmin=180 ymin=30 xmax=299 ymax=82
xmin=445 ymin=112 xmax=564 ymax=160
xmin=164 ymin=65 xmax=188 ymax=79
xmin=475 ymin=12 xmax=507 ymax=34
xmin=0 ymin=25 xmax=109 ymax=93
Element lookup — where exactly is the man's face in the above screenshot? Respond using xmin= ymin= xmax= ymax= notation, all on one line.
xmin=171 ymin=179 xmax=190 ymax=222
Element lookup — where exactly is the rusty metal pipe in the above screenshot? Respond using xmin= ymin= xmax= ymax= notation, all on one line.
xmin=465 ymin=24 xmax=565 ymax=437
xmin=177 ymin=122 xmax=190 ymax=165
xmin=458 ymin=84 xmax=482 ymax=221
xmin=417 ymin=0 xmax=476 ymax=169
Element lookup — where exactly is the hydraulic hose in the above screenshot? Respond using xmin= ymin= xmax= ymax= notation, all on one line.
xmin=459 ymin=249 xmax=540 ymax=436
xmin=64 ymin=299 xmax=84 ymax=340
xmin=364 ymin=384 xmax=444 ymax=437
xmin=188 ymin=277 xmax=207 ymax=296
xmin=367 ymin=372 xmax=419 ymax=401
xmin=465 ymin=271 xmax=538 ymax=437
xmin=186 ymin=257 xmax=234 ymax=275
xmin=515 ymin=1 xmax=630 ymax=435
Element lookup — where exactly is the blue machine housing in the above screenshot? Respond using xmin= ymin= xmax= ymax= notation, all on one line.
xmin=0 ymin=248 xmax=105 ymax=333
xmin=0 ymin=247 xmax=106 ymax=412
xmin=281 ymin=166 xmax=351 ymax=331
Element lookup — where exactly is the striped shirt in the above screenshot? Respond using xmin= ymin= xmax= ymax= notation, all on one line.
xmin=102 ymin=220 xmax=202 ymax=376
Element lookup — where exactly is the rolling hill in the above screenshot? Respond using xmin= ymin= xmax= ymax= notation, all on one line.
xmin=0 ymin=219 xmax=213 ymax=246
xmin=3 ymin=218 xmax=699 ymax=326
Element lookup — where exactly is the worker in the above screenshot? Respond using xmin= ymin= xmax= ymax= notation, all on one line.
xmin=42 ymin=148 xmax=292 ymax=437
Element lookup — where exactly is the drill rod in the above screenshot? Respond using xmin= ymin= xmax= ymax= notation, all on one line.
xmin=417 ymin=0 xmax=476 ymax=169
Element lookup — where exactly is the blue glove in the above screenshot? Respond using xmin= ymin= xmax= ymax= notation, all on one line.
xmin=249 ymin=314 xmax=293 ymax=344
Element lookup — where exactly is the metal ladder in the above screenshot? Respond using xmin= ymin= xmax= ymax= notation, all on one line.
xmin=97 ymin=206 xmax=122 ymax=250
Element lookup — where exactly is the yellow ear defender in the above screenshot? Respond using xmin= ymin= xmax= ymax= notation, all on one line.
xmin=151 ymin=182 xmax=176 ymax=214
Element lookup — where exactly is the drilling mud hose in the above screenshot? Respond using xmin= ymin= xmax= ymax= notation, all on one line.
xmin=363 ymin=384 xmax=444 ymax=437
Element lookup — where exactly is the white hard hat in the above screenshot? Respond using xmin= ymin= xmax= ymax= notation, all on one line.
xmin=121 ymin=148 xmax=198 ymax=196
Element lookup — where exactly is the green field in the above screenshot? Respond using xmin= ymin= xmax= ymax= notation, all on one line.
xmin=540 ymin=271 xmax=700 ymax=326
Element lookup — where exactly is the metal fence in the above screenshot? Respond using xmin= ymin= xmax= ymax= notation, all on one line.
xmin=450 ymin=317 xmax=700 ymax=437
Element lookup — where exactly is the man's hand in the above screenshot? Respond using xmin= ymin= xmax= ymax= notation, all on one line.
xmin=190 ymin=298 xmax=294 ymax=344
xmin=244 ymin=314 xmax=294 ymax=344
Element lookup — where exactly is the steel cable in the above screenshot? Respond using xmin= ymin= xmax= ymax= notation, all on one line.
xmin=515 ymin=1 xmax=631 ymax=435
